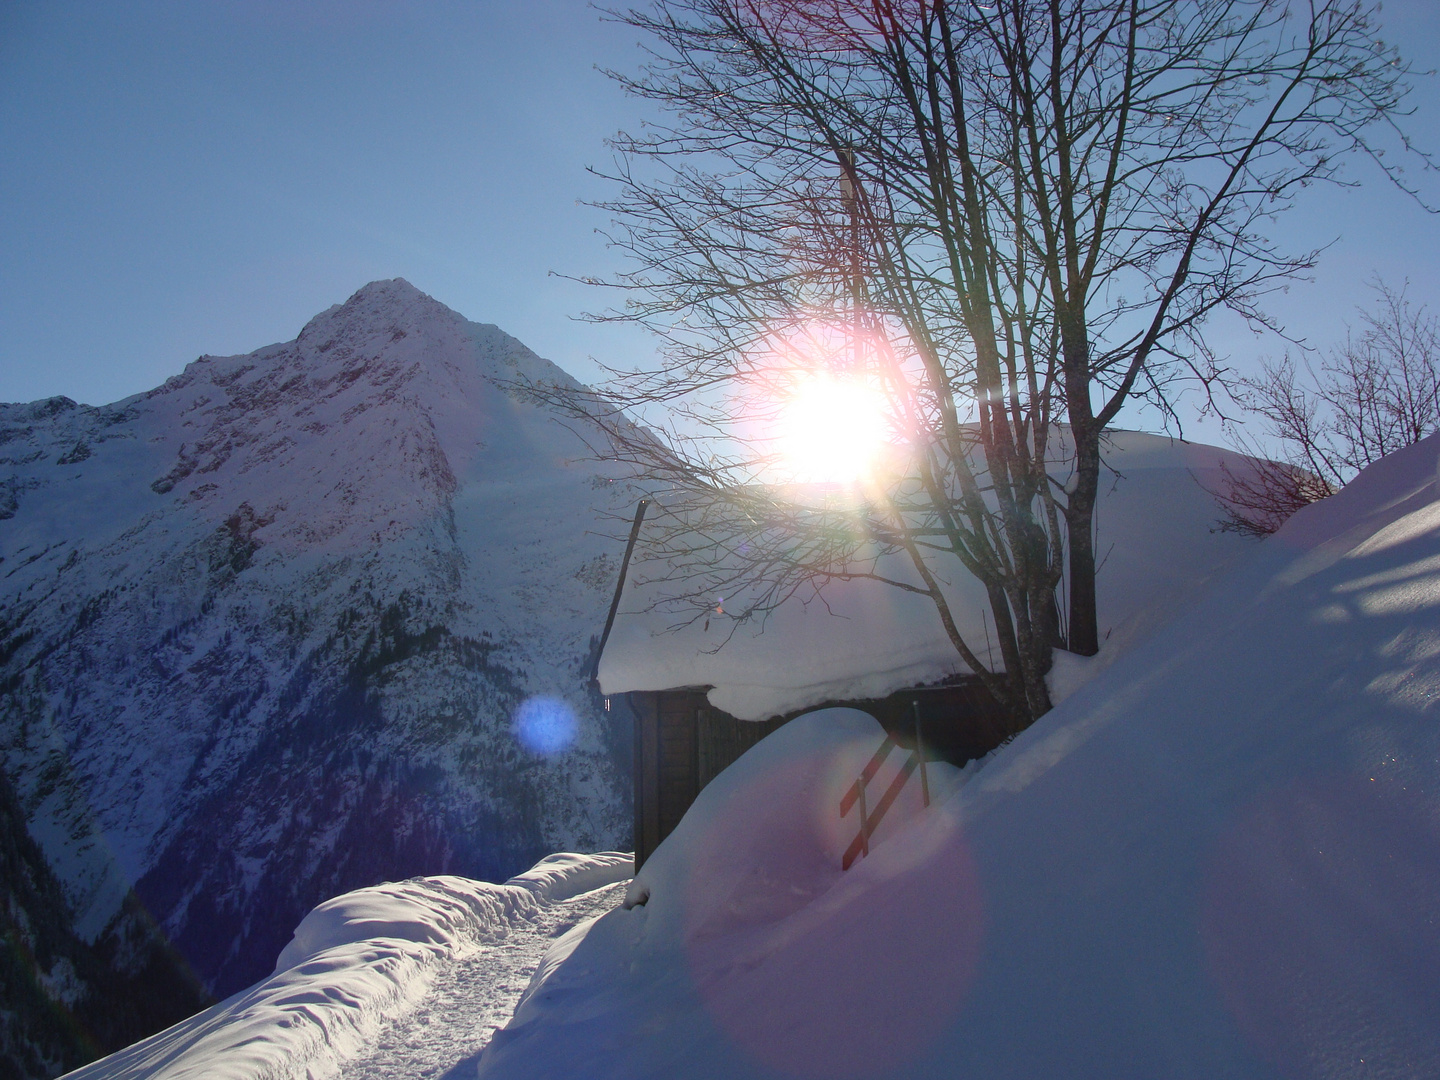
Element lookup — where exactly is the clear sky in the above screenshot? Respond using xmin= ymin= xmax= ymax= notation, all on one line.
xmin=2 ymin=0 xmax=1439 ymax=443
xmin=0 ymin=0 xmax=658 ymax=406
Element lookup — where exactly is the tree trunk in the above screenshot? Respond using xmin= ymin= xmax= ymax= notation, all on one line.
xmin=1060 ymin=301 xmax=1102 ymax=657
xmin=1065 ymin=422 xmax=1101 ymax=656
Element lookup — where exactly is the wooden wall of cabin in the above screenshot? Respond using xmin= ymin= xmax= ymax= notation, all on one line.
xmin=628 ymin=680 xmax=1006 ymax=871
xmin=629 ymin=690 xmax=785 ymax=870
xmin=629 ymin=691 xmax=661 ymax=875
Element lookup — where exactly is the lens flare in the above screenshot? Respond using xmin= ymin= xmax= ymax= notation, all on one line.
xmin=682 ymin=745 xmax=983 ymax=1079
xmin=775 ymin=374 xmax=888 ymax=484
xmin=513 ymin=696 xmax=578 ymax=756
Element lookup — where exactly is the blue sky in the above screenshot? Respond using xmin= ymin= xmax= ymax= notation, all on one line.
xmin=0 ymin=0 xmax=656 ymax=405
xmin=2 ymin=0 xmax=1439 ymax=443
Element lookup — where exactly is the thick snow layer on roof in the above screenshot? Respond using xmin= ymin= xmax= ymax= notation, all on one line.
xmin=480 ymin=434 xmax=1440 ymax=1079
xmin=598 ymin=429 xmax=1260 ymax=718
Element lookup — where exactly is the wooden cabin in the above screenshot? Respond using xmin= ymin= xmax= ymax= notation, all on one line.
xmin=595 ymin=432 xmax=1264 ymax=869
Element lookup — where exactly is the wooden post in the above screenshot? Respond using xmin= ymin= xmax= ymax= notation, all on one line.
xmin=857 ymin=770 xmax=871 ymax=857
xmin=913 ymin=699 xmax=930 ymax=808
xmin=591 ymin=499 xmax=649 ymax=684
xmin=637 ymin=694 xmax=661 ymax=869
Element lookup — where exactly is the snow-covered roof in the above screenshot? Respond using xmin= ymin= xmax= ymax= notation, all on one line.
xmin=597 ymin=430 xmax=1260 ymax=719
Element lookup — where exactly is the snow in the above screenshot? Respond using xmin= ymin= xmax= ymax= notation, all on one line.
xmin=61 ymin=853 xmax=631 ymax=1080
xmin=0 ymin=279 xmax=638 ymax=988
xmin=24 ymin=279 xmax=1440 ymax=1077
xmin=613 ymin=708 xmax=966 ymax=914
xmin=480 ymin=434 xmax=1440 ymax=1079
xmin=503 ymin=851 xmax=637 ymax=904
xmin=1042 ymin=647 xmax=1100 ymax=705
xmin=598 ymin=429 xmax=1261 ymax=720
xmin=338 ymin=881 xmax=626 ymax=1080
xmin=57 ymin=430 xmax=1440 ymax=1080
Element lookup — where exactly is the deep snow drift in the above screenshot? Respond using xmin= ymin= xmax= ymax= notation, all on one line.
xmin=480 ymin=437 xmax=1440 ymax=1078
xmin=63 ymin=852 xmax=633 ymax=1080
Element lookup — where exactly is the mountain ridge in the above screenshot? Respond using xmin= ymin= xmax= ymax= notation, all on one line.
xmin=0 ymin=281 xmax=633 ymax=1013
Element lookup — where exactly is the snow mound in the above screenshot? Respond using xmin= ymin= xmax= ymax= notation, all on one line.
xmin=480 ymin=436 xmax=1440 ymax=1079
xmin=64 ymin=854 xmax=632 ymax=1080
xmin=616 ymin=708 xmax=964 ymax=917
xmin=504 ymin=851 xmax=634 ymax=903
xmin=487 ymin=711 xmax=980 ymax=1080
xmin=273 ymin=876 xmax=533 ymax=975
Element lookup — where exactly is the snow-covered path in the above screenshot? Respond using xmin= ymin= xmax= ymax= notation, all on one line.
xmin=64 ymin=854 xmax=634 ymax=1080
xmin=338 ymin=880 xmax=628 ymax=1080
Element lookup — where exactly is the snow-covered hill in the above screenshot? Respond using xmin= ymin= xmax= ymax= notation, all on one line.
xmin=0 ymin=280 xmax=635 ymax=1006
xmin=476 ymin=436 xmax=1440 ymax=1077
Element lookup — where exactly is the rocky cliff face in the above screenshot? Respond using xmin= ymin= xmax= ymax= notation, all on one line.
xmin=0 ymin=280 xmax=634 ymax=1006
xmin=1 ymin=761 xmax=210 ymax=1080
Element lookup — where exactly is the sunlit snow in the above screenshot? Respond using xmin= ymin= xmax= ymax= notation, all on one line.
xmin=51 ymin=384 xmax=1440 ymax=1080
xmin=484 ymin=435 xmax=1440 ymax=1079
xmin=599 ymin=429 xmax=1263 ymax=720
xmin=63 ymin=853 xmax=633 ymax=1080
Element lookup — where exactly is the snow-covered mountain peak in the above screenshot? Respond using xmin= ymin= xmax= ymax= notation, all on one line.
xmin=0 ymin=284 xmax=633 ymax=998
xmin=341 ymin=275 xmax=431 ymax=307
xmin=297 ymin=277 xmax=460 ymax=349
xmin=96 ymin=280 xmax=595 ymax=560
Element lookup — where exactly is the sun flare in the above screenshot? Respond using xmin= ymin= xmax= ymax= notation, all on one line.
xmin=775 ymin=374 xmax=888 ymax=484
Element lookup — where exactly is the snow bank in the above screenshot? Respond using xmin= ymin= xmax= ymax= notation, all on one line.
xmin=614 ymin=708 xmax=964 ymax=917
xmin=482 ymin=436 xmax=1440 ymax=1079
xmin=504 ymin=851 xmax=634 ymax=903
xmin=272 ymin=876 xmax=533 ymax=976
xmin=599 ymin=430 xmax=1259 ymax=719
xmin=64 ymin=854 xmax=632 ymax=1080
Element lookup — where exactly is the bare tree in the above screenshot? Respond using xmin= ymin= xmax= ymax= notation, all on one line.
xmin=548 ymin=0 xmax=1424 ymax=731
xmin=1220 ymin=280 xmax=1440 ymax=534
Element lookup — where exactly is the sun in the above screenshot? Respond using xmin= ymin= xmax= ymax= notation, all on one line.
xmin=775 ymin=373 xmax=888 ymax=484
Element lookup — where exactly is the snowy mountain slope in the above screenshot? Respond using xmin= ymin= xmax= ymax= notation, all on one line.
xmin=477 ymin=436 xmax=1440 ymax=1079
xmin=0 ymin=764 xmax=208 ymax=1080
xmin=0 ymin=280 xmax=635 ymax=1002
